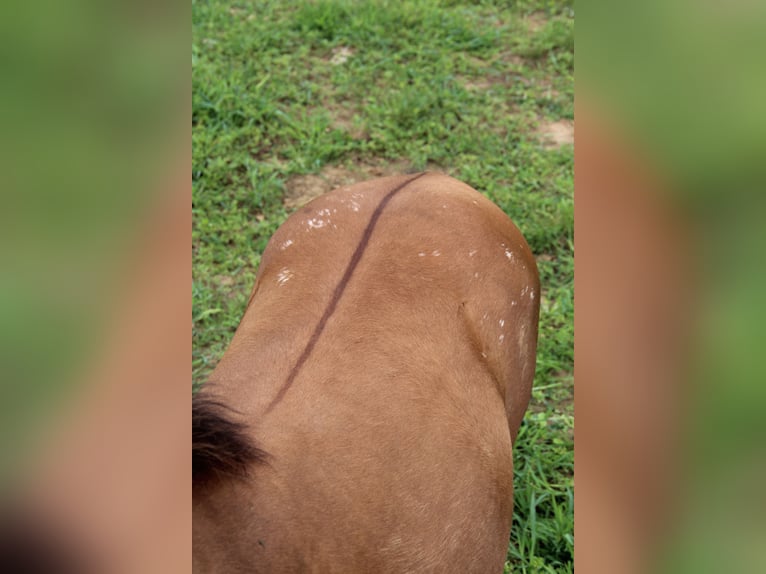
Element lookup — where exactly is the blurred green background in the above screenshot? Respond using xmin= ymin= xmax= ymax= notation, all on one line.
xmin=581 ymin=0 xmax=766 ymax=572
xmin=193 ymin=0 xmax=574 ymax=571
xmin=2 ymin=0 xmax=764 ymax=570
xmin=0 ymin=0 xmax=185 ymax=488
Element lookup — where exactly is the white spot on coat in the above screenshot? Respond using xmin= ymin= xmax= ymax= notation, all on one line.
xmin=276 ymin=268 xmax=294 ymax=286
xmin=280 ymin=239 xmax=294 ymax=250
xmin=418 ymin=252 xmax=426 ymax=257
xmin=307 ymin=218 xmax=326 ymax=229
xmin=431 ymin=249 xmax=440 ymax=256
xmin=518 ymin=324 xmax=529 ymax=353
xmin=499 ymin=319 xmax=505 ymax=328
xmin=468 ymin=249 xmax=477 ymax=257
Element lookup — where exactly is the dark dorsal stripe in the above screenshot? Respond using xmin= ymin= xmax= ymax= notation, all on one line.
xmin=265 ymin=172 xmax=428 ymax=413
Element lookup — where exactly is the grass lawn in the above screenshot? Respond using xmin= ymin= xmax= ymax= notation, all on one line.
xmin=193 ymin=0 xmax=573 ymax=571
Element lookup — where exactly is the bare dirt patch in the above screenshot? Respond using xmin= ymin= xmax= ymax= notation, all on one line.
xmin=354 ymin=158 xmax=416 ymax=178
xmin=283 ymin=159 xmax=447 ymax=209
xmin=329 ymin=46 xmax=354 ymax=66
xmin=537 ymin=119 xmax=574 ymax=148
xmin=320 ymin=166 xmax=363 ymax=188
xmin=283 ymin=174 xmax=332 ymax=209
xmin=213 ymin=275 xmax=234 ymax=288
xmin=330 ymin=106 xmax=355 ymax=131
xmin=329 ymin=104 xmax=369 ymax=141
xmin=526 ymin=12 xmax=548 ymax=34
xmin=462 ymin=77 xmax=494 ymax=92
xmin=501 ymin=52 xmax=527 ymax=67
xmin=212 ymin=274 xmax=246 ymax=300
xmin=459 ymin=52 xmax=526 ymax=92
xmin=535 ymin=77 xmax=561 ymax=100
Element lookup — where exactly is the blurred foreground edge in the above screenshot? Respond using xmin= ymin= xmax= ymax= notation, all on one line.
xmin=575 ymin=102 xmax=692 ymax=574
xmin=0 ymin=167 xmax=191 ymax=574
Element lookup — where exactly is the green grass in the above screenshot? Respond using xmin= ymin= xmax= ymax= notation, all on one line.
xmin=193 ymin=0 xmax=573 ymax=571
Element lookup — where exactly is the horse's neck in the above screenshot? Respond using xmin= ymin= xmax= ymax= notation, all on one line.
xmin=205 ymin=311 xmax=310 ymax=415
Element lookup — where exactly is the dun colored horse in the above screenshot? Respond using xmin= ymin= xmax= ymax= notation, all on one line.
xmin=193 ymin=173 xmax=539 ymax=573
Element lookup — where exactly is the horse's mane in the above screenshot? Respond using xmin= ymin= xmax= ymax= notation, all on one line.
xmin=192 ymin=391 xmax=268 ymax=482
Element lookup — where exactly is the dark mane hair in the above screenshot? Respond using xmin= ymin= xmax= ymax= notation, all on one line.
xmin=192 ymin=391 xmax=268 ymax=482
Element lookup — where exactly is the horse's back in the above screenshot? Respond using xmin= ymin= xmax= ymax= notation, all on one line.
xmin=193 ymin=173 xmax=538 ymax=573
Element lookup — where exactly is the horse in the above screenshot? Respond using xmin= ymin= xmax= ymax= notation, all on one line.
xmin=193 ymin=172 xmax=539 ymax=573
